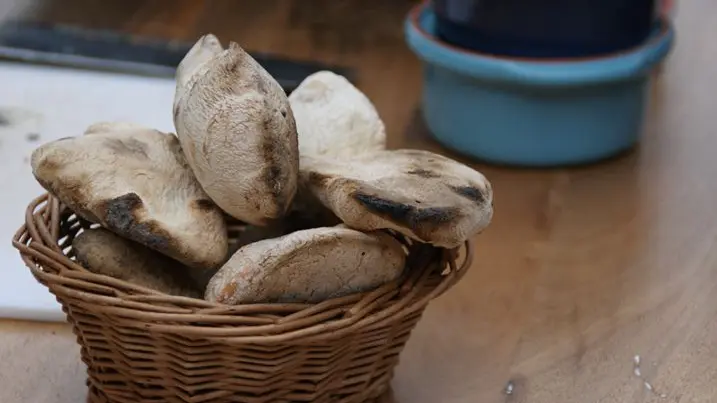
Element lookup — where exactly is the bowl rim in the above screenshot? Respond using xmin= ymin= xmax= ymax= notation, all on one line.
xmin=404 ymin=1 xmax=675 ymax=87
xmin=409 ymin=0 xmax=672 ymax=64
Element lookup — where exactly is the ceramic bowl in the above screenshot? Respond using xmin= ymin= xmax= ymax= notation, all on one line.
xmin=404 ymin=2 xmax=675 ymax=167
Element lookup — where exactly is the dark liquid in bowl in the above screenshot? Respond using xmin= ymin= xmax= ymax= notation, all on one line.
xmin=433 ymin=0 xmax=658 ymax=58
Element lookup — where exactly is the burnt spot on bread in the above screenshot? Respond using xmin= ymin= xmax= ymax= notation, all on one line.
xmin=124 ymin=221 xmax=172 ymax=255
xmin=104 ymin=138 xmax=148 ymax=158
xmin=410 ymin=206 xmax=458 ymax=224
xmin=103 ymin=193 xmax=171 ymax=252
xmin=406 ymin=168 xmax=439 ymax=178
xmin=261 ymin=133 xmax=291 ymax=215
xmin=265 ymin=165 xmax=284 ymax=208
xmin=103 ymin=193 xmax=142 ymax=230
xmin=450 ymin=185 xmax=485 ymax=204
xmin=193 ymin=199 xmax=216 ymax=212
xmin=352 ymin=192 xmax=459 ymax=232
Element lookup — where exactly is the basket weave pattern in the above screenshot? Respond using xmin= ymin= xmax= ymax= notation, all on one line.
xmin=13 ymin=194 xmax=472 ymax=403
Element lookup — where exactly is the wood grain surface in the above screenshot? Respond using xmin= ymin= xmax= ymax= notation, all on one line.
xmin=1 ymin=1 xmax=716 ymax=402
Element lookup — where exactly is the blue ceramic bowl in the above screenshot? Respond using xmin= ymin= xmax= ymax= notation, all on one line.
xmin=405 ymin=3 xmax=675 ymax=166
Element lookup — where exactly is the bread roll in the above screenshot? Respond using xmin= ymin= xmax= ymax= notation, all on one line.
xmin=299 ymin=149 xmax=493 ymax=248
xmin=73 ymin=228 xmax=202 ymax=298
xmin=173 ymin=35 xmax=299 ymax=226
xmin=289 ymin=70 xmax=386 ymax=159
xmin=206 ymin=226 xmax=406 ymax=304
xmin=31 ymin=122 xmax=228 ymax=269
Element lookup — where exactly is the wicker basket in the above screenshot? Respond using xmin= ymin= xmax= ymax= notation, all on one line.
xmin=12 ymin=194 xmax=472 ymax=403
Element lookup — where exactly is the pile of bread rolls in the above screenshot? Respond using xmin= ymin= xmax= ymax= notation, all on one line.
xmin=30 ymin=35 xmax=494 ymax=305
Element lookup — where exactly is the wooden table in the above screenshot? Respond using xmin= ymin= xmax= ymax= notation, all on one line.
xmin=2 ymin=1 xmax=716 ymax=402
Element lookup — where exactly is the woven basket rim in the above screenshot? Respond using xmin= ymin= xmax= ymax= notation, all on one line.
xmin=12 ymin=193 xmax=473 ymax=343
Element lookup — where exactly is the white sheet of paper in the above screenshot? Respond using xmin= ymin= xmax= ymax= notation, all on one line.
xmin=0 ymin=61 xmax=176 ymax=322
